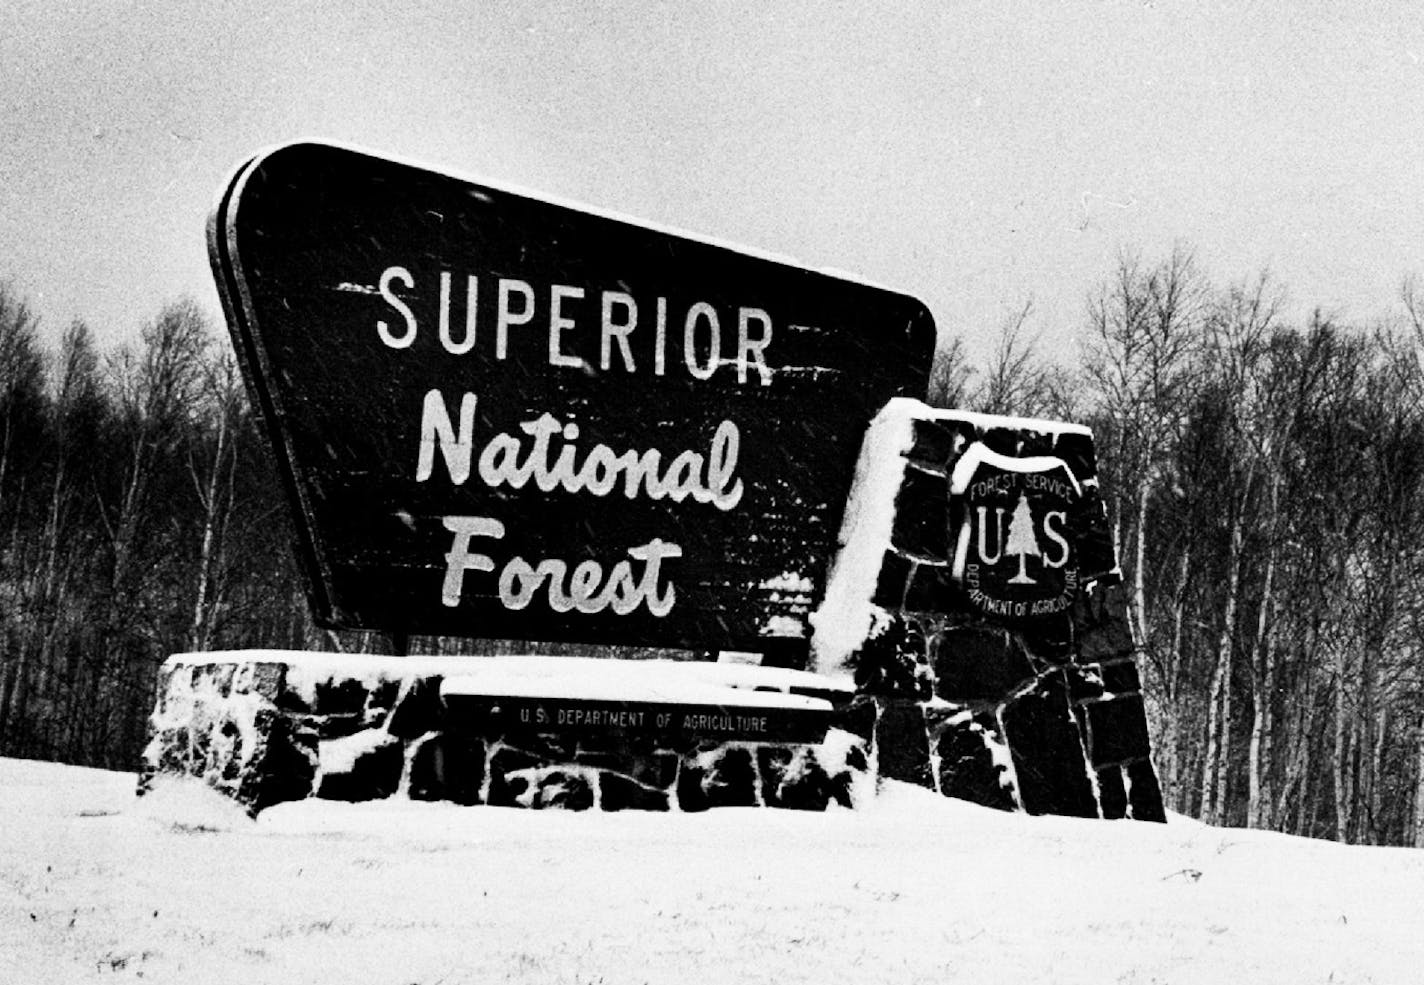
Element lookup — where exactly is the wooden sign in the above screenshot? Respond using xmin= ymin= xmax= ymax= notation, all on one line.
xmin=209 ymin=141 xmax=934 ymax=658
xmin=950 ymin=445 xmax=1083 ymax=620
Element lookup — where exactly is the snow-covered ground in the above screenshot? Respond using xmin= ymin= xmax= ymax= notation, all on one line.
xmin=3 ymin=756 xmax=1422 ymax=985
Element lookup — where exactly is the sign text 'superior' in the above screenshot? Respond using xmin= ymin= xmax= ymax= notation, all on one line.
xmin=376 ymin=265 xmax=775 ymax=385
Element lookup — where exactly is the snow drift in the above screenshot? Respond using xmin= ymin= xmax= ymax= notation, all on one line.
xmin=3 ymin=756 xmax=1422 ymax=984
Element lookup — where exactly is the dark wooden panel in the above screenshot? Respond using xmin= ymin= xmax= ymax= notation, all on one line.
xmin=211 ymin=141 xmax=934 ymax=657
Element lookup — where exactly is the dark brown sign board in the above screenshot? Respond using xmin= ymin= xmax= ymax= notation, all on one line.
xmin=209 ymin=141 xmax=934 ymax=661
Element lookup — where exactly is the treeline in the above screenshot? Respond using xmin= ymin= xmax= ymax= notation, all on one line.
xmin=4 ymin=253 xmax=1424 ymax=845
xmin=0 ymin=294 xmax=321 ymax=770
xmin=930 ymin=247 xmax=1424 ymax=847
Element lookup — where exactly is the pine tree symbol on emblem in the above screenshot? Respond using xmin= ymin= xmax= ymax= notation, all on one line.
xmin=1004 ymin=492 xmax=1041 ymax=584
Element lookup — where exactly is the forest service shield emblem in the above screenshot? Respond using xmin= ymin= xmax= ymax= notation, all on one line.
xmin=950 ymin=444 xmax=1082 ymax=620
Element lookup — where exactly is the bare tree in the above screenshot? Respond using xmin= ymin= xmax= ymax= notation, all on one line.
xmin=187 ymin=351 xmax=245 ymax=652
xmin=926 ymin=335 xmax=973 ymax=408
xmin=0 ymin=282 xmax=47 ymax=750
xmin=972 ymin=299 xmax=1074 ymax=418
xmin=1081 ymin=245 xmax=1205 ymax=808
xmin=1195 ymin=270 xmax=1285 ymax=825
xmin=89 ymin=300 xmax=212 ymax=766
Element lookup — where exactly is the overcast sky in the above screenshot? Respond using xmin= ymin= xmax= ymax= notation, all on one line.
xmin=3 ymin=1 xmax=1422 ymax=367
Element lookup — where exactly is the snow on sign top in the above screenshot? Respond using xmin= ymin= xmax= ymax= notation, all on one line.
xmin=209 ymin=141 xmax=934 ymax=658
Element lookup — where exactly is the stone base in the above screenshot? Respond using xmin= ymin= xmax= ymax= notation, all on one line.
xmin=853 ymin=586 xmax=1166 ymax=822
xmin=813 ymin=401 xmax=1167 ymax=822
xmin=139 ymin=651 xmax=871 ymax=815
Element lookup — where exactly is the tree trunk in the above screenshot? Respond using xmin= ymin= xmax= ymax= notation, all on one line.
xmin=189 ymin=405 xmax=230 ymax=652
xmin=1247 ymin=475 xmax=1281 ymax=829
xmin=1162 ymin=549 xmax=1191 ymax=812
xmin=0 ymin=630 xmax=18 ymax=751
xmin=1368 ymin=705 xmax=1389 ymax=844
xmin=0 ymin=476 xmax=30 ymax=752
xmin=1131 ymin=481 xmax=1151 ymax=649
xmin=1201 ymin=510 xmax=1243 ymax=825
xmin=1412 ymin=715 xmax=1424 ymax=848
xmin=1276 ymin=624 xmax=1319 ymax=834
xmin=1246 ymin=631 xmax=1276 ymax=829
xmin=1333 ymin=665 xmax=1354 ymax=843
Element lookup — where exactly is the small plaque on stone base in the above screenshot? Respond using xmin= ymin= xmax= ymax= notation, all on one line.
xmin=445 ymin=694 xmax=833 ymax=745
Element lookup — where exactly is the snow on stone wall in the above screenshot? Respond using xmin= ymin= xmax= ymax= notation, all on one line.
xmin=810 ymin=398 xmax=1164 ymax=822
xmin=140 ymin=653 xmax=868 ymax=815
